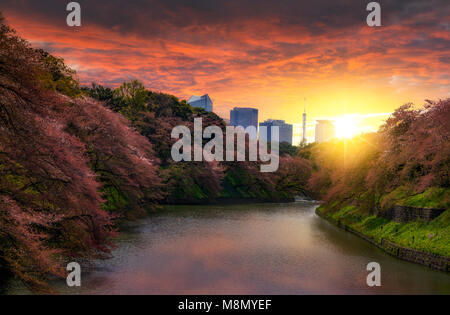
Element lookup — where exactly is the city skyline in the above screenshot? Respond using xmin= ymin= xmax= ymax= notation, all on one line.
xmin=182 ymin=93 xmax=389 ymax=144
xmin=2 ymin=1 xmax=448 ymax=144
xmin=222 ymin=100 xmax=377 ymax=144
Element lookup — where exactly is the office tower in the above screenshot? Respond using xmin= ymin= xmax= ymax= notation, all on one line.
xmin=315 ymin=120 xmax=335 ymax=143
xmin=259 ymin=119 xmax=293 ymax=144
xmin=187 ymin=94 xmax=213 ymax=112
xmin=230 ymin=107 xmax=259 ymax=139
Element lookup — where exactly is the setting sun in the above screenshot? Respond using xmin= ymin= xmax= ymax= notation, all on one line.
xmin=335 ymin=116 xmax=359 ymax=139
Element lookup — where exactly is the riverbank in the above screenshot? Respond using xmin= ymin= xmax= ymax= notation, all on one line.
xmin=316 ymin=206 xmax=450 ymax=272
xmin=5 ymin=202 xmax=450 ymax=294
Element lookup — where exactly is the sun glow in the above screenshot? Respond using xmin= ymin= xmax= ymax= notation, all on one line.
xmin=335 ymin=116 xmax=359 ymax=139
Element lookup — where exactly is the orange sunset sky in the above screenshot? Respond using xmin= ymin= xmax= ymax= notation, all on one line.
xmin=2 ymin=0 xmax=449 ymax=143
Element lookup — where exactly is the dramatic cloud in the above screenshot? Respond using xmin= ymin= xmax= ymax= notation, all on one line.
xmin=2 ymin=0 xmax=449 ymax=138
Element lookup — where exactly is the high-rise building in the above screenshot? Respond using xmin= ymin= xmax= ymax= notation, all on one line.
xmin=315 ymin=120 xmax=335 ymax=143
xmin=187 ymin=94 xmax=213 ymax=112
xmin=230 ymin=107 xmax=258 ymax=139
xmin=259 ymin=119 xmax=293 ymax=144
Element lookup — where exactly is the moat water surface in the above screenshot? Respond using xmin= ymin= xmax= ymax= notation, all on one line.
xmin=3 ymin=201 xmax=450 ymax=294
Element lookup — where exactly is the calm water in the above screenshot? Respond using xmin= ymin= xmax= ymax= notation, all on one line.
xmin=3 ymin=201 xmax=450 ymax=294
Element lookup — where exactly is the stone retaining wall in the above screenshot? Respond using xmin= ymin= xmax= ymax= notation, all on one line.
xmin=378 ymin=205 xmax=445 ymax=223
xmin=316 ymin=209 xmax=450 ymax=272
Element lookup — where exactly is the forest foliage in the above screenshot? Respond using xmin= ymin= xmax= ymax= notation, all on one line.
xmin=83 ymin=81 xmax=311 ymax=204
xmin=303 ymin=100 xmax=450 ymax=212
xmin=2 ymin=10 xmax=447 ymax=290
xmin=0 ymin=14 xmax=310 ymax=290
xmin=301 ymin=99 xmax=450 ymax=255
xmin=0 ymin=15 xmax=164 ymax=290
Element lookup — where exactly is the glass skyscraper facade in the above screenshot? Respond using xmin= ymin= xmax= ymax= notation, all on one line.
xmin=230 ymin=107 xmax=258 ymax=139
xmin=259 ymin=119 xmax=293 ymax=144
xmin=187 ymin=94 xmax=213 ymax=112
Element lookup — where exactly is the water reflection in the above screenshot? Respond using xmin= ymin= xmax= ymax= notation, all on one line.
xmin=3 ymin=201 xmax=450 ymax=294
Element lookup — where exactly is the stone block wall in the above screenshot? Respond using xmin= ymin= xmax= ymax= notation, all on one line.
xmin=316 ymin=209 xmax=450 ymax=272
xmin=379 ymin=205 xmax=445 ymax=223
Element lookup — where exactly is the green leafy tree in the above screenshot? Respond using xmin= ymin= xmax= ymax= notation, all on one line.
xmin=35 ymin=49 xmax=81 ymax=97
xmin=114 ymin=80 xmax=148 ymax=120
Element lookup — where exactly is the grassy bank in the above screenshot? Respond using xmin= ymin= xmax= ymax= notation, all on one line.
xmin=300 ymin=100 xmax=450 ymax=266
xmin=316 ymin=189 xmax=450 ymax=257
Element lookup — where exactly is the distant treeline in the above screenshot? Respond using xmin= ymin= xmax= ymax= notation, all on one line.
xmin=81 ymin=81 xmax=311 ymax=205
